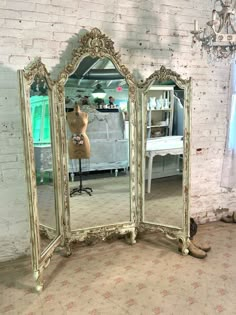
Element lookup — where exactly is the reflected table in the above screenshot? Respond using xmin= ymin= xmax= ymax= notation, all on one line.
xmin=146 ymin=136 xmax=183 ymax=193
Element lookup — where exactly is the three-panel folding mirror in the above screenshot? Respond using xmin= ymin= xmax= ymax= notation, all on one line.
xmin=18 ymin=29 xmax=191 ymax=291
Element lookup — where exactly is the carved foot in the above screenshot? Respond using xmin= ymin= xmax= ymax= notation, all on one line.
xmin=65 ymin=241 xmax=72 ymax=257
xmin=181 ymin=246 xmax=189 ymax=256
xmin=36 ymin=282 xmax=43 ymax=292
xmin=178 ymin=238 xmax=190 ymax=256
xmin=125 ymin=230 xmax=137 ymax=245
xmin=130 ymin=229 xmax=137 ymax=245
xmin=34 ymin=270 xmax=43 ymax=292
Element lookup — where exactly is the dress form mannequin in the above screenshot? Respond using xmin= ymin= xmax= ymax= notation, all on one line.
xmin=66 ymin=104 xmax=92 ymax=196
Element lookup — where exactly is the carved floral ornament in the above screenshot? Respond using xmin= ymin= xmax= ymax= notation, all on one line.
xmin=80 ymin=28 xmax=117 ymax=55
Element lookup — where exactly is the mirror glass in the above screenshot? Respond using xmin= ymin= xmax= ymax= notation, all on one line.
xmin=144 ymin=80 xmax=184 ymax=228
xmin=64 ymin=57 xmax=130 ymax=229
xmin=30 ymin=75 xmax=57 ymax=252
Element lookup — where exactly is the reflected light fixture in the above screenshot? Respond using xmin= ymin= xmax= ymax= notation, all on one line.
xmin=92 ymin=84 xmax=106 ymax=98
xmin=191 ymin=0 xmax=236 ymax=62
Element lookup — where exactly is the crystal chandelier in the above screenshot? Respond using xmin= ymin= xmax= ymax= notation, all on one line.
xmin=191 ymin=0 xmax=236 ymax=61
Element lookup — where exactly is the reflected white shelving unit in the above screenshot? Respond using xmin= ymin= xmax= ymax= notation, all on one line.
xmin=147 ymin=85 xmax=174 ymax=139
xmin=145 ymin=85 xmax=180 ymax=182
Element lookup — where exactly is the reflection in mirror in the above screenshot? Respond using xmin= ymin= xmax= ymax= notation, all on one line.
xmin=144 ymin=81 xmax=184 ymax=228
xmin=65 ymin=57 xmax=130 ymax=229
xmin=29 ymin=75 xmax=57 ymax=252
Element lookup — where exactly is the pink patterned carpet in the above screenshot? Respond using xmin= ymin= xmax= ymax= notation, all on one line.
xmin=0 ymin=221 xmax=236 ymax=315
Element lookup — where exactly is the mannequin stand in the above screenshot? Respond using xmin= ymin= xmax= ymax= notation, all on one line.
xmin=70 ymin=159 xmax=93 ymax=197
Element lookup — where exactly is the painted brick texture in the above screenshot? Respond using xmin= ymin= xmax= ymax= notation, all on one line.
xmin=0 ymin=0 xmax=235 ymax=261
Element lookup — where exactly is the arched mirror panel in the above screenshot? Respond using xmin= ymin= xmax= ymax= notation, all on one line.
xmin=18 ymin=59 xmax=64 ymax=291
xmin=138 ymin=66 xmax=191 ymax=253
xmin=56 ymin=28 xmax=138 ymax=244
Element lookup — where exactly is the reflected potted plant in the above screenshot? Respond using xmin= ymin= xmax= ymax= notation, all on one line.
xmin=94 ymin=97 xmax=105 ymax=108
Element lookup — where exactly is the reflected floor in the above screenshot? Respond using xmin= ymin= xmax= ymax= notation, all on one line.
xmin=38 ymin=183 xmax=56 ymax=228
xmin=40 ymin=234 xmax=53 ymax=254
xmin=145 ymin=175 xmax=183 ymax=227
xmin=36 ymin=172 xmax=131 ymax=230
xmin=70 ymin=172 xmax=130 ymax=229
xmin=37 ymin=175 xmax=183 ymax=230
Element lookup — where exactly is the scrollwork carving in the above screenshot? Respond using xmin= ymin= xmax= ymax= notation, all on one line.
xmin=70 ymin=224 xmax=136 ymax=246
xmin=80 ymin=28 xmax=117 ymax=55
xmin=138 ymin=66 xmax=191 ymax=91
xmin=23 ymin=57 xmax=53 ymax=88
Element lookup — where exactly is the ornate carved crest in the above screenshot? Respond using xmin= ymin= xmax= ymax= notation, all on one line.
xmin=23 ymin=57 xmax=52 ymax=87
xmin=139 ymin=66 xmax=191 ymax=91
xmin=58 ymin=28 xmax=135 ymax=85
xmin=80 ymin=28 xmax=117 ymax=56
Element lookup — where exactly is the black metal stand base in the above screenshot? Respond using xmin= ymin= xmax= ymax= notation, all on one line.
xmin=70 ymin=159 xmax=93 ymax=197
xmin=70 ymin=186 xmax=93 ymax=197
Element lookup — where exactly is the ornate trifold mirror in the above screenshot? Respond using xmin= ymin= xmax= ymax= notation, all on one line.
xmin=56 ymin=28 xmax=137 ymax=243
xmin=18 ymin=59 xmax=64 ymax=291
xmin=17 ymin=29 xmax=192 ymax=292
xmin=138 ymin=67 xmax=191 ymax=253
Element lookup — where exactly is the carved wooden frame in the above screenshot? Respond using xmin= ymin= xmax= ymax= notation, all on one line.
xmin=55 ymin=28 xmax=138 ymax=244
xmin=18 ymin=30 xmax=193 ymax=295
xmin=137 ymin=66 xmax=191 ymax=254
xmin=18 ymin=58 xmax=64 ymax=291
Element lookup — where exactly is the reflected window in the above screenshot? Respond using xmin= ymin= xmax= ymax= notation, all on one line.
xmin=30 ymin=95 xmax=51 ymax=144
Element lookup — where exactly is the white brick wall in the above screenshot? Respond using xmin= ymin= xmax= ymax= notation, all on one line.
xmin=0 ymin=0 xmax=235 ymax=261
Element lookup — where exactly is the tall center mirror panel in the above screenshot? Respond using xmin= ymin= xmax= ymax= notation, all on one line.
xmin=64 ymin=56 xmax=131 ymax=230
xmin=144 ymin=81 xmax=184 ymax=228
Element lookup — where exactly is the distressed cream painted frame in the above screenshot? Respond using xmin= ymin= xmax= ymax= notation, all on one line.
xmin=18 ymin=58 xmax=64 ymax=291
xmin=56 ymin=28 xmax=138 ymax=244
xmin=18 ymin=30 xmax=192 ymax=294
xmin=137 ymin=66 xmax=191 ymax=254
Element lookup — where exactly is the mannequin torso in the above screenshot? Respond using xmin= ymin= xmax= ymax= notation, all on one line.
xmin=66 ymin=108 xmax=90 ymax=159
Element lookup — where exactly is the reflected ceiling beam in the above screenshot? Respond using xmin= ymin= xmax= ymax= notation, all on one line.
xmin=106 ymin=80 xmax=113 ymax=87
xmin=78 ymin=58 xmax=100 ymax=85
xmin=95 ymin=58 xmax=109 ymax=70
xmin=92 ymin=80 xmax=99 ymax=87
xmin=80 ymin=69 xmax=124 ymax=80
xmin=119 ymin=79 xmax=127 ymax=86
xmin=80 ymin=59 xmax=110 ymax=88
